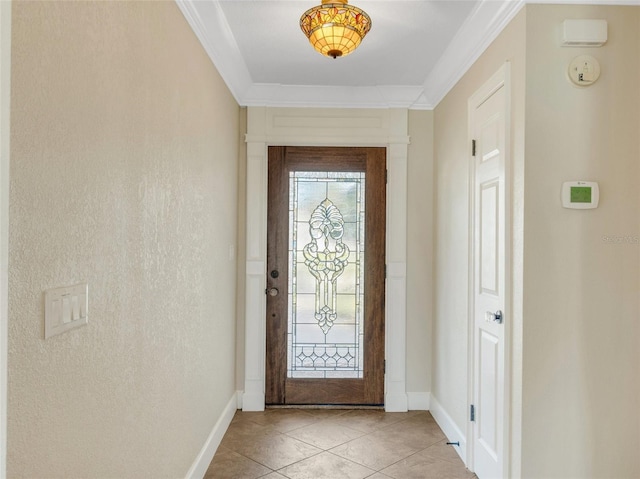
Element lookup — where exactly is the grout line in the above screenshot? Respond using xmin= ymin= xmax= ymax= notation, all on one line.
xmin=273 ymin=448 xmax=325 ymax=475
xmin=213 ymin=409 xmax=470 ymax=478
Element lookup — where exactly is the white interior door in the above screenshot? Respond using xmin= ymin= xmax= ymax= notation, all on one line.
xmin=469 ymin=65 xmax=509 ymax=479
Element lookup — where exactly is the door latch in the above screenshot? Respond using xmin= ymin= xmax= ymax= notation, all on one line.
xmin=485 ymin=310 xmax=503 ymax=324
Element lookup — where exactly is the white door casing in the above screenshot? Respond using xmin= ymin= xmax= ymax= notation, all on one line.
xmin=468 ymin=64 xmax=511 ymax=478
xmin=243 ymin=107 xmax=409 ymax=412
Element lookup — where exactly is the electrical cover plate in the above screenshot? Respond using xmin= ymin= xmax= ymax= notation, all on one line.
xmin=45 ymin=283 xmax=88 ymax=338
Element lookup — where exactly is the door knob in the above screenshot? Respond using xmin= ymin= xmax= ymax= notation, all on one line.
xmin=267 ymin=288 xmax=279 ymax=297
xmin=485 ymin=310 xmax=503 ymax=324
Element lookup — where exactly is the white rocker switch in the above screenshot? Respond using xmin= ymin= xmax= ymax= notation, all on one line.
xmin=45 ymin=283 xmax=88 ymax=339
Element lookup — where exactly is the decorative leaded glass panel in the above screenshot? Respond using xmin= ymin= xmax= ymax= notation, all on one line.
xmin=288 ymin=171 xmax=365 ymax=379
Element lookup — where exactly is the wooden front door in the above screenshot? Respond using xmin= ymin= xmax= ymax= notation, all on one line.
xmin=266 ymin=146 xmax=386 ymax=405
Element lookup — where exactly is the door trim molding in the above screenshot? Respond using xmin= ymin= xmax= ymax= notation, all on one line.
xmin=466 ymin=63 xmax=512 ymax=474
xmin=0 ymin=2 xmax=10 ymax=476
xmin=243 ymin=107 xmax=410 ymax=412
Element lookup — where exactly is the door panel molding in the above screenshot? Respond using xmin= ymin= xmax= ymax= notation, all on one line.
xmin=243 ymin=107 xmax=410 ymax=412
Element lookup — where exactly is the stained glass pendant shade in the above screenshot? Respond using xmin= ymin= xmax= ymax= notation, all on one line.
xmin=300 ymin=0 xmax=372 ymax=59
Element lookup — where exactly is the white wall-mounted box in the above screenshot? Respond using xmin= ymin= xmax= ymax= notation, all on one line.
xmin=562 ymin=20 xmax=607 ymax=47
xmin=45 ymin=283 xmax=88 ymax=338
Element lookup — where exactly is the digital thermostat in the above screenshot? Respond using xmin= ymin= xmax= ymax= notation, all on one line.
xmin=562 ymin=181 xmax=599 ymax=209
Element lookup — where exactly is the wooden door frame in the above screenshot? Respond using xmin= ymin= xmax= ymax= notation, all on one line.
xmin=243 ymin=107 xmax=410 ymax=412
xmin=466 ymin=63 xmax=512 ymax=474
xmin=266 ymin=146 xmax=386 ymax=406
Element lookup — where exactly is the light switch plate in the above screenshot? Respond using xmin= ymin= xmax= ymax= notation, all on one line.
xmin=45 ymin=283 xmax=88 ymax=339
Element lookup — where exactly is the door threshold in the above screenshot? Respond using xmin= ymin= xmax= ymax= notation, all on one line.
xmin=266 ymin=404 xmax=384 ymax=410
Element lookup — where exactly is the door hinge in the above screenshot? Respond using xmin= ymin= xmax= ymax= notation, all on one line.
xmin=385 ymin=169 xmax=388 ymax=184
xmin=384 ymin=360 xmax=386 ymax=374
xmin=470 ymin=404 xmax=476 ymax=422
xmin=471 ymin=139 xmax=477 ymax=157
xmin=385 ymin=264 xmax=387 ymax=278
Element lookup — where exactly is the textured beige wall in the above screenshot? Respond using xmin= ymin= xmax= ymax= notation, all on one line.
xmin=406 ymin=110 xmax=434 ymax=395
xmin=9 ymin=1 xmax=239 ymax=477
xmin=434 ymin=4 xmax=639 ymax=477
xmin=433 ymin=9 xmax=526 ymax=467
xmin=522 ymin=5 xmax=639 ymax=477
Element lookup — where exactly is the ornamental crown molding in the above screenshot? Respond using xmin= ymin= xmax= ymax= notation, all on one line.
xmin=175 ymin=0 xmax=632 ymax=110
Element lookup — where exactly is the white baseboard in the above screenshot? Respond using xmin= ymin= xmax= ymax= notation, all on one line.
xmin=429 ymin=394 xmax=467 ymax=464
xmin=407 ymin=392 xmax=430 ymax=410
xmin=185 ymin=392 xmax=238 ymax=479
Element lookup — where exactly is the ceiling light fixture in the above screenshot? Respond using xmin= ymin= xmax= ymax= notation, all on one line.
xmin=300 ymin=0 xmax=372 ymax=59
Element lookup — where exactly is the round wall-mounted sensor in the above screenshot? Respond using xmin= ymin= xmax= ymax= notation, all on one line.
xmin=568 ymin=55 xmax=601 ymax=86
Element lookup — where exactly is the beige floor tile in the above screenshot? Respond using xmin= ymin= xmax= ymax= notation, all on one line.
xmin=248 ymin=408 xmax=321 ymax=433
xmin=208 ymin=408 xmax=469 ymax=478
xmin=229 ymin=431 xmax=323 ymax=470
xmin=420 ymin=439 xmax=465 ymax=464
xmin=219 ymin=420 xmax=274 ymax=450
xmin=376 ymin=414 xmax=445 ymax=450
xmin=204 ymin=447 xmax=271 ymax=479
xmin=330 ymin=431 xmax=420 ymax=470
xmin=232 ymin=410 xmax=270 ymax=422
xmin=390 ymin=410 xmax=438 ymax=426
xmin=300 ymin=408 xmax=351 ymax=419
xmin=337 ymin=409 xmax=414 ymax=433
xmin=285 ymin=418 xmax=365 ymax=449
xmin=278 ymin=451 xmax=375 ymax=479
xmin=380 ymin=452 xmax=475 ymax=479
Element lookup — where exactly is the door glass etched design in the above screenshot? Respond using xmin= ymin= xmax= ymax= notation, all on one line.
xmin=303 ymin=198 xmax=350 ymax=334
xmin=288 ymin=171 xmax=365 ymax=379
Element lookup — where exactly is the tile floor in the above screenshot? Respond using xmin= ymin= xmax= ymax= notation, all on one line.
xmin=205 ymin=408 xmax=477 ymax=479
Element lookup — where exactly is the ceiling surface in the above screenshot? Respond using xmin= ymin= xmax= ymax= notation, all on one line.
xmin=176 ymin=0 xmax=626 ymax=109
xmin=218 ymin=1 xmax=477 ymax=87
